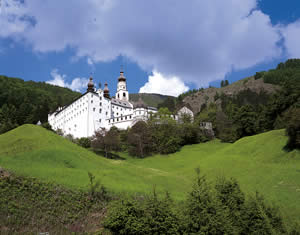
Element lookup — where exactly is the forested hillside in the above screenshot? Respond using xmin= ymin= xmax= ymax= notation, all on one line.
xmin=0 ymin=76 xmax=80 ymax=134
xmin=177 ymin=59 xmax=300 ymax=144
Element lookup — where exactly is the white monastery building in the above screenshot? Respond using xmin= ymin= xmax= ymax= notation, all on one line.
xmin=48 ymin=70 xmax=158 ymax=138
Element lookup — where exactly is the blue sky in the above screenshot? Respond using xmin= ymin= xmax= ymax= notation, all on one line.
xmin=0 ymin=0 xmax=300 ymax=96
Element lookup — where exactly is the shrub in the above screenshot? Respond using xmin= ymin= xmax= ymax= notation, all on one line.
xmin=182 ymin=169 xmax=233 ymax=234
xmin=41 ymin=122 xmax=53 ymax=131
xmin=103 ymin=191 xmax=179 ymax=235
xmin=254 ymin=71 xmax=265 ymax=80
xmin=77 ymin=137 xmax=91 ymax=148
xmin=150 ymin=121 xmax=182 ymax=154
xmin=103 ymin=171 xmax=289 ymax=234
xmin=286 ymin=108 xmax=300 ymax=150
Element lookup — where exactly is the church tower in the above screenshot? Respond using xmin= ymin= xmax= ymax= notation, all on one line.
xmin=115 ymin=69 xmax=129 ymax=101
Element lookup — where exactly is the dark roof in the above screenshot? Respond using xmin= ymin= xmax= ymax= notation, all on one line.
xmin=148 ymin=106 xmax=157 ymax=111
xmin=111 ymin=98 xmax=132 ymax=108
xmin=175 ymin=103 xmax=194 ymax=114
xmin=87 ymin=77 xmax=95 ymax=92
xmin=118 ymin=71 xmax=126 ymax=82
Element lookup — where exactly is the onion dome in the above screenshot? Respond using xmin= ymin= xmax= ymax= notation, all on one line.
xmin=87 ymin=76 xmax=95 ymax=92
xmin=103 ymin=82 xmax=110 ymax=98
xmin=118 ymin=70 xmax=126 ymax=82
xmin=134 ymin=98 xmax=147 ymax=109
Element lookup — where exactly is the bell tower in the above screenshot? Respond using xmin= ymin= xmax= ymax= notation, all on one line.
xmin=116 ymin=69 xmax=129 ymax=101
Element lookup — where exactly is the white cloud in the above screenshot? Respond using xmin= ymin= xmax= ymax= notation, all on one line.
xmin=0 ymin=0 xmax=30 ymax=37
xmin=281 ymin=20 xmax=300 ymax=58
xmin=139 ymin=71 xmax=189 ymax=97
xmin=46 ymin=69 xmax=89 ymax=92
xmin=0 ymin=0 xmax=288 ymax=87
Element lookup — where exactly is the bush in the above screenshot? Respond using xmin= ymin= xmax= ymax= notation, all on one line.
xmin=178 ymin=123 xmax=200 ymax=145
xmin=254 ymin=71 xmax=265 ymax=80
xmin=103 ymin=171 xmax=289 ymax=234
xmin=103 ymin=191 xmax=179 ymax=235
xmin=77 ymin=137 xmax=91 ymax=148
xmin=150 ymin=121 xmax=182 ymax=154
xmin=0 ymin=173 xmax=108 ymax=233
xmin=285 ymin=108 xmax=300 ymax=150
xmin=41 ymin=122 xmax=53 ymax=131
xmin=182 ymin=169 xmax=233 ymax=234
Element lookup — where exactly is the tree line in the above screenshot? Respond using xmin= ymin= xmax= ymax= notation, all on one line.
xmin=195 ymin=59 xmax=300 ymax=150
xmin=89 ymin=108 xmax=213 ymax=158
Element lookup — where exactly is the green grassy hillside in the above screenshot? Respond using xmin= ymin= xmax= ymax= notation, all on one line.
xmin=0 ymin=124 xmax=299 ymax=222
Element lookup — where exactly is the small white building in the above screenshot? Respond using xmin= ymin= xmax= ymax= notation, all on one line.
xmin=177 ymin=106 xmax=194 ymax=122
xmin=48 ymin=70 xmax=157 ymax=138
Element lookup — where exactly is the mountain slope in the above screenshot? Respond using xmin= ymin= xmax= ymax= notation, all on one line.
xmin=183 ymin=76 xmax=280 ymax=113
xmin=0 ymin=125 xmax=299 ymax=222
xmin=129 ymin=93 xmax=175 ymax=107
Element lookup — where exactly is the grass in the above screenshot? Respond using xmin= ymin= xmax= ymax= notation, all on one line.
xmin=0 ymin=124 xmax=300 ymax=223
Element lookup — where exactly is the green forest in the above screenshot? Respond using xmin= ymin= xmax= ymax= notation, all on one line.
xmin=195 ymin=59 xmax=300 ymax=147
xmin=0 ymin=76 xmax=80 ymax=134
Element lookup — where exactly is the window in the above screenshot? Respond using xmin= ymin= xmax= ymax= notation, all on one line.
xmin=100 ymin=102 xmax=102 ymax=106
xmin=106 ymin=112 xmax=108 ymax=115
xmin=99 ymin=119 xmax=101 ymax=122
xmin=91 ymin=100 xmax=93 ymax=103
xmin=93 ymin=108 xmax=95 ymax=112
xmin=123 ymin=92 xmax=126 ymax=97
xmin=99 ymin=109 xmax=102 ymax=113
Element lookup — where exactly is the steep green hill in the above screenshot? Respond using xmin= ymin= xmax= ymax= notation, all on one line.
xmin=0 ymin=125 xmax=299 ymax=222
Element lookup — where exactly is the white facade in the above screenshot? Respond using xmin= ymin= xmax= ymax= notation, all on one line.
xmin=177 ymin=106 xmax=194 ymax=122
xmin=48 ymin=71 xmax=157 ymax=138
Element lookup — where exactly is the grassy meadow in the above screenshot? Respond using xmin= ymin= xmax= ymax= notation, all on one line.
xmin=0 ymin=124 xmax=299 ymax=223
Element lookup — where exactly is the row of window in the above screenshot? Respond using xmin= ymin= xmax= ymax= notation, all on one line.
xmin=54 ymin=108 xmax=88 ymax=127
xmin=109 ymin=115 xmax=132 ymax=123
